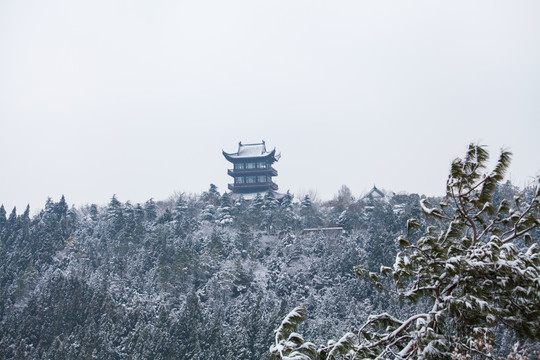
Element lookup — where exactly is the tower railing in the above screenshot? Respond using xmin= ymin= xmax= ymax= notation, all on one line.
xmin=228 ymin=181 xmax=278 ymax=192
xmin=227 ymin=168 xmax=278 ymax=177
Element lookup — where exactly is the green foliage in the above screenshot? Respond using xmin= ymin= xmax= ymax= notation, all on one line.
xmin=144 ymin=198 xmax=157 ymax=221
xmin=270 ymin=306 xmax=315 ymax=359
xmin=300 ymin=195 xmax=322 ymax=228
xmin=272 ymin=144 xmax=540 ymax=359
xmin=1 ymin=144 xmax=537 ymax=360
xmin=202 ymin=183 xmax=221 ymax=206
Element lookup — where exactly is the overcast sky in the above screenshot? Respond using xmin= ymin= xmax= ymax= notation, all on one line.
xmin=1 ymin=0 xmax=539 ymax=212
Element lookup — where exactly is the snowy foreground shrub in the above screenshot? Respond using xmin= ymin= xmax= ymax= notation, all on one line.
xmin=271 ymin=144 xmax=540 ymax=359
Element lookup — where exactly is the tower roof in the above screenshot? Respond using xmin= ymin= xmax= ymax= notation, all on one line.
xmin=362 ymin=185 xmax=385 ymax=200
xmin=223 ymin=141 xmax=280 ymax=162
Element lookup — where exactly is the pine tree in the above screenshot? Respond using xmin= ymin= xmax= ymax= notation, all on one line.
xmin=235 ymin=222 xmax=254 ymax=254
xmin=271 ymin=144 xmax=540 ymax=359
xmin=178 ymin=292 xmax=204 ymax=358
xmin=106 ymin=195 xmax=124 ymax=235
xmin=262 ymin=190 xmax=279 ymax=232
xmin=144 ymin=198 xmax=157 ymax=222
xmin=230 ymin=259 xmax=250 ymax=296
xmin=18 ymin=205 xmax=31 ymax=246
xmin=172 ymin=195 xmax=189 ymax=236
xmin=157 ymin=208 xmax=173 ymax=224
xmin=203 ymin=184 xmax=221 ymax=206
xmin=55 ymin=195 xmax=68 ymax=217
xmin=333 ymin=185 xmax=354 ymax=213
xmin=247 ymin=193 xmax=265 ymax=227
xmin=0 ymin=204 xmax=6 ymax=229
xmin=106 ymin=195 xmax=122 ymax=221
xmin=6 ymin=207 xmax=17 ymax=238
xmin=208 ymin=230 xmax=225 ymax=259
xmin=204 ymin=310 xmax=226 ymax=360
xmin=217 ymin=192 xmax=233 ymax=226
xmin=277 ymin=190 xmax=298 ymax=230
xmin=232 ymin=196 xmax=248 ymax=219
xmin=134 ymin=203 xmax=145 ymax=224
xmin=89 ymin=204 xmax=99 ymax=222
xmin=0 ymin=204 xmax=6 ymax=242
xmin=300 ymin=195 xmax=322 ymax=228
xmin=337 ymin=209 xmax=353 ymax=232
xmin=200 ymin=204 xmax=216 ymax=222
xmin=173 ymin=195 xmax=188 ymax=222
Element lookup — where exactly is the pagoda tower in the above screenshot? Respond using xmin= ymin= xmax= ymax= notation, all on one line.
xmin=223 ymin=141 xmax=280 ymax=194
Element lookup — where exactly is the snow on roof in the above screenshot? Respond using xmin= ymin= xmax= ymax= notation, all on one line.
xmin=237 ymin=141 xmax=268 ymax=157
xmin=362 ymin=185 xmax=386 ymax=200
xmin=223 ymin=141 xmax=279 ymax=161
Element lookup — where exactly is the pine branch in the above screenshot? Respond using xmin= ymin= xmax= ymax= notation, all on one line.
xmin=502 ymin=224 xmax=539 ymax=244
xmin=367 ymin=313 xmax=428 ymax=349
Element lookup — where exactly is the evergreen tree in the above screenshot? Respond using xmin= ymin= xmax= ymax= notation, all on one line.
xmin=172 ymin=195 xmax=189 ymax=236
xmin=235 ymin=222 xmax=254 ymax=254
xmin=246 ymin=193 xmax=264 ymax=227
xmin=333 ymin=184 xmax=354 ymax=213
xmin=144 ymin=198 xmax=157 ymax=222
xmin=173 ymin=195 xmax=188 ymax=222
xmin=106 ymin=195 xmax=124 ymax=235
xmin=232 ymin=196 xmax=248 ymax=219
xmin=0 ymin=204 xmax=6 ymax=243
xmin=89 ymin=204 xmax=99 ymax=221
xmin=263 ymin=190 xmax=278 ymax=210
xmin=300 ymin=195 xmax=322 ymax=228
xmin=276 ymin=191 xmax=298 ymax=230
xmin=279 ymin=191 xmax=293 ymax=212
xmin=134 ymin=203 xmax=145 ymax=224
xmin=7 ymin=207 xmax=17 ymax=230
xmin=271 ymin=144 xmax=540 ymax=359
xmin=204 ymin=310 xmax=226 ymax=360
xmin=157 ymin=209 xmax=173 ymax=224
xmin=200 ymin=204 xmax=216 ymax=222
xmin=106 ymin=195 xmax=122 ymax=221
xmin=217 ymin=192 xmax=233 ymax=226
xmin=178 ymin=292 xmax=204 ymax=358
xmin=262 ymin=190 xmax=279 ymax=232
xmin=18 ymin=205 xmax=31 ymax=246
xmin=208 ymin=230 xmax=225 ymax=259
xmin=0 ymin=204 xmax=6 ymax=230
xmin=55 ymin=195 xmax=68 ymax=217
xmin=203 ymin=184 xmax=221 ymax=206
xmin=231 ymin=258 xmax=252 ymax=296
xmin=337 ymin=209 xmax=353 ymax=232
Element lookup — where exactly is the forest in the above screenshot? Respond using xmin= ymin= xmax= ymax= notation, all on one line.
xmin=0 ymin=146 xmax=538 ymax=359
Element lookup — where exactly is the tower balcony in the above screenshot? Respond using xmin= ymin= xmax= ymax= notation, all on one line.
xmin=228 ymin=181 xmax=278 ymax=193
xmin=227 ymin=167 xmax=278 ymax=177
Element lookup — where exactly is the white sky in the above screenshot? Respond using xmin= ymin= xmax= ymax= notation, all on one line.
xmin=1 ymin=0 xmax=539 ymax=212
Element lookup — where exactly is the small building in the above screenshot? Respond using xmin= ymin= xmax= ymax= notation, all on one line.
xmin=223 ymin=141 xmax=280 ymax=194
xmin=362 ymin=185 xmax=385 ymax=200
